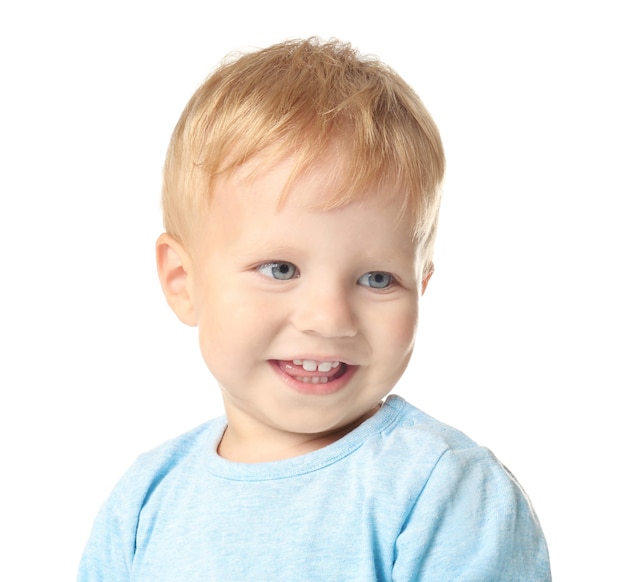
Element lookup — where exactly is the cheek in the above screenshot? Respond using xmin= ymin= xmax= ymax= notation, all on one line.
xmin=371 ymin=302 xmax=418 ymax=370
xmin=365 ymin=302 xmax=417 ymax=387
xmin=195 ymin=287 xmax=283 ymax=371
xmin=386 ymin=301 xmax=418 ymax=344
xmin=193 ymin=285 xmax=241 ymax=370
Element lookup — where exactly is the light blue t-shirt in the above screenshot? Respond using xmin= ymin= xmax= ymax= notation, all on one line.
xmin=78 ymin=395 xmax=551 ymax=581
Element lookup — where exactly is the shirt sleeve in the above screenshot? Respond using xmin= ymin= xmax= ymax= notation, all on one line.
xmin=392 ymin=447 xmax=551 ymax=581
xmin=77 ymin=495 xmax=134 ymax=582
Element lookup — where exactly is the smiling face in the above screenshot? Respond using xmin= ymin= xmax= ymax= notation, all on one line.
xmin=157 ymin=156 xmax=430 ymax=461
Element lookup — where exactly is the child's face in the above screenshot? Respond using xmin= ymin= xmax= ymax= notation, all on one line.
xmin=164 ymin=156 xmax=428 ymax=456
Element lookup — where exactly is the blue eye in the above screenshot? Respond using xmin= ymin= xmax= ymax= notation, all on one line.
xmin=257 ymin=261 xmax=299 ymax=280
xmin=358 ymin=271 xmax=394 ymax=289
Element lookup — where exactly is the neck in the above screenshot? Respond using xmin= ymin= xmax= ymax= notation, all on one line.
xmin=217 ymin=403 xmax=381 ymax=463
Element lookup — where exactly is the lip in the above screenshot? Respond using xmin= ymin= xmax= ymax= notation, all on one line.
xmin=270 ymin=359 xmax=358 ymax=395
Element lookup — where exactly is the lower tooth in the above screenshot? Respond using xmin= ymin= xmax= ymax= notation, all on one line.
xmin=296 ymin=376 xmax=329 ymax=384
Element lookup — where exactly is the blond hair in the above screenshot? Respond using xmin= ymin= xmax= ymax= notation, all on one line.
xmin=162 ymin=38 xmax=445 ymax=271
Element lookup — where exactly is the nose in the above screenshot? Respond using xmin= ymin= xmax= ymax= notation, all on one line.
xmin=291 ymin=284 xmax=358 ymax=338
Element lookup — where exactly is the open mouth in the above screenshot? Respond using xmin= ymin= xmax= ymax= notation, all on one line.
xmin=275 ymin=359 xmax=349 ymax=384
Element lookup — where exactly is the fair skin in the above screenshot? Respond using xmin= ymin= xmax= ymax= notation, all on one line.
xmin=157 ymin=156 xmax=431 ymax=463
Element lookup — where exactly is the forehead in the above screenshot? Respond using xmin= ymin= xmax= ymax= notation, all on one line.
xmin=212 ymin=152 xmax=409 ymax=220
xmin=198 ymin=155 xmax=417 ymax=258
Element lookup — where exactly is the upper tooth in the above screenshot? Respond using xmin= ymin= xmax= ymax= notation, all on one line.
xmin=298 ymin=360 xmax=339 ymax=372
xmin=302 ymin=360 xmax=318 ymax=371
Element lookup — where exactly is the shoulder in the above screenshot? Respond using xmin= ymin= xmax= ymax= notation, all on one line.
xmin=373 ymin=396 xmax=546 ymax=542
xmin=384 ymin=397 xmax=551 ymax=580
xmin=78 ymin=418 xmax=225 ymax=580
xmin=377 ymin=395 xmax=486 ymax=464
xmin=380 ymin=396 xmax=524 ymax=499
xmin=106 ymin=417 xmax=223 ymax=515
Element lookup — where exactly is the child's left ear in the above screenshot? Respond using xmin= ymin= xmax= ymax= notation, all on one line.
xmin=421 ymin=267 xmax=434 ymax=295
xmin=155 ymin=233 xmax=197 ymax=326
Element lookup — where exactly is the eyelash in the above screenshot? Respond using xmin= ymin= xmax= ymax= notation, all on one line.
xmin=256 ymin=262 xmax=396 ymax=290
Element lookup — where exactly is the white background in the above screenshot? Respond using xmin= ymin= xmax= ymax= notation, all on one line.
xmin=1 ymin=1 xmax=624 ymax=580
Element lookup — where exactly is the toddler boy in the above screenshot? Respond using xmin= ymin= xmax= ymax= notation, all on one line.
xmin=78 ymin=38 xmax=551 ymax=580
